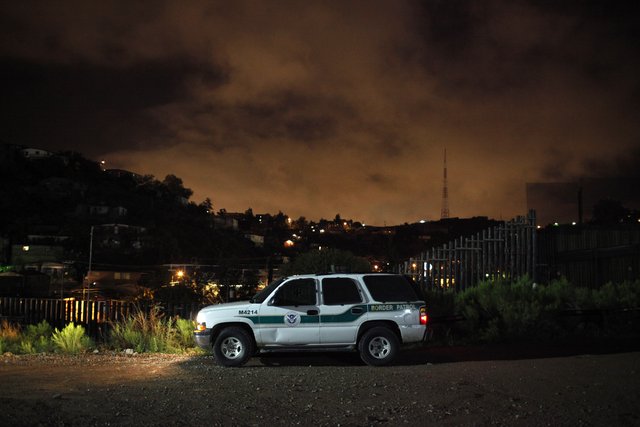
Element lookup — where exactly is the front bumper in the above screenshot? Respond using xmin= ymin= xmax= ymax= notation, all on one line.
xmin=194 ymin=329 xmax=212 ymax=349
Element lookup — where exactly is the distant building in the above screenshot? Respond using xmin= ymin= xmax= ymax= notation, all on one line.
xmin=85 ymin=270 xmax=146 ymax=300
xmin=245 ymin=234 xmax=265 ymax=247
xmin=527 ymin=178 xmax=640 ymax=226
xmin=105 ymin=169 xmax=142 ymax=180
xmin=21 ymin=147 xmax=53 ymax=159
xmin=39 ymin=177 xmax=87 ymax=197
xmin=74 ymin=204 xmax=128 ymax=219
xmin=213 ymin=215 xmax=239 ymax=230
xmin=11 ymin=244 xmax=64 ymax=268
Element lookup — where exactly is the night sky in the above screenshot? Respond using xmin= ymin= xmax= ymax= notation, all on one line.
xmin=2 ymin=1 xmax=639 ymax=225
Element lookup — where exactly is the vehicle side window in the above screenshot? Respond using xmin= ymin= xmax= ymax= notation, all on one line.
xmin=271 ymin=279 xmax=317 ymax=306
xmin=321 ymin=278 xmax=362 ymax=305
xmin=362 ymin=275 xmax=419 ymax=302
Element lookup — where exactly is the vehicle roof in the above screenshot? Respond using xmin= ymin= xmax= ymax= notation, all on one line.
xmin=284 ymin=272 xmax=401 ymax=279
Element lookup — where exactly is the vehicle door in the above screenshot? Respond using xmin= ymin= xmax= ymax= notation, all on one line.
xmin=318 ymin=277 xmax=367 ymax=345
xmin=258 ymin=278 xmax=320 ymax=345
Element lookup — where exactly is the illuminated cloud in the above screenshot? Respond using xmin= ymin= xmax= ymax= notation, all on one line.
xmin=1 ymin=0 xmax=639 ymax=224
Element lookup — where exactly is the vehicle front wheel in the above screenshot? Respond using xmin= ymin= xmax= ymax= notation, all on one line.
xmin=213 ymin=327 xmax=253 ymax=367
xmin=358 ymin=327 xmax=399 ymax=366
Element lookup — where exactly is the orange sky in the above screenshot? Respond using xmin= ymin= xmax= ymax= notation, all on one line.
xmin=2 ymin=1 xmax=639 ymax=225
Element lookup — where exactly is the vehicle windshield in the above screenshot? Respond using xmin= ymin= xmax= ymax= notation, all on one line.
xmin=250 ymin=278 xmax=285 ymax=303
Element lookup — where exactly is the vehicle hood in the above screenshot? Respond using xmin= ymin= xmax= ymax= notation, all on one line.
xmin=199 ymin=300 xmax=252 ymax=313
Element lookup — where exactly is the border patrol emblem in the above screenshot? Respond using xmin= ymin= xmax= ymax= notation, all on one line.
xmin=284 ymin=312 xmax=301 ymax=327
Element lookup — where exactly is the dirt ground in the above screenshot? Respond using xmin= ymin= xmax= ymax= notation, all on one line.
xmin=1 ymin=345 xmax=639 ymax=426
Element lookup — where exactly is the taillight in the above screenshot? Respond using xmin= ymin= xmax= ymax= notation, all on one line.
xmin=419 ymin=306 xmax=428 ymax=325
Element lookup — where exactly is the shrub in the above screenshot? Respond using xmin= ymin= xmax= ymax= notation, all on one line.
xmin=175 ymin=318 xmax=196 ymax=349
xmin=0 ymin=319 xmax=21 ymax=340
xmin=52 ymin=323 xmax=92 ymax=354
xmin=0 ymin=320 xmax=21 ymax=353
xmin=109 ymin=306 xmax=196 ymax=354
xmin=454 ymin=276 xmax=573 ymax=343
xmin=22 ymin=320 xmax=53 ymax=353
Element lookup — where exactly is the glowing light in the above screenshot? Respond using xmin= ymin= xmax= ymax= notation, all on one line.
xmin=284 ymin=240 xmax=294 ymax=248
xmin=22 ymin=245 xmax=29 ymax=252
xmin=176 ymin=270 xmax=185 ymax=278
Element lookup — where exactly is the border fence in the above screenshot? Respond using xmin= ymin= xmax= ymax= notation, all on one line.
xmin=399 ymin=210 xmax=537 ymax=291
xmin=0 ymin=297 xmax=201 ymax=336
xmin=537 ymin=223 xmax=640 ymax=288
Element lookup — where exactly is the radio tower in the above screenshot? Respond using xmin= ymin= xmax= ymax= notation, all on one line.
xmin=440 ymin=148 xmax=450 ymax=219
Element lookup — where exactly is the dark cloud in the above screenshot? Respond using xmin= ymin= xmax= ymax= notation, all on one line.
xmin=0 ymin=58 xmax=227 ymax=154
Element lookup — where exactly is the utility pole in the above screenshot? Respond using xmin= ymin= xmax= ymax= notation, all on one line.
xmin=440 ymin=148 xmax=450 ymax=219
xmin=86 ymin=225 xmax=94 ymax=321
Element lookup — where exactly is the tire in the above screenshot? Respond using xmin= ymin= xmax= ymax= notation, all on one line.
xmin=358 ymin=327 xmax=399 ymax=366
xmin=213 ymin=327 xmax=253 ymax=367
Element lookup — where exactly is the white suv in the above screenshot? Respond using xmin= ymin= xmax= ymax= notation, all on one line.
xmin=194 ymin=273 xmax=428 ymax=366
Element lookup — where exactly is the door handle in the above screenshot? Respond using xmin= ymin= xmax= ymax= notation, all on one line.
xmin=351 ymin=307 xmax=363 ymax=314
xmin=307 ymin=309 xmax=319 ymax=315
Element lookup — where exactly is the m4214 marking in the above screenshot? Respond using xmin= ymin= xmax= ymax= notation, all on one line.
xmin=238 ymin=309 xmax=258 ymax=315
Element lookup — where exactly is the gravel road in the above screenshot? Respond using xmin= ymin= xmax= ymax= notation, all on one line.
xmin=1 ymin=346 xmax=639 ymax=426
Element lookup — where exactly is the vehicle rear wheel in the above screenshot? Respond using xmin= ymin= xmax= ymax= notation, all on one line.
xmin=213 ymin=327 xmax=253 ymax=367
xmin=358 ymin=327 xmax=399 ymax=366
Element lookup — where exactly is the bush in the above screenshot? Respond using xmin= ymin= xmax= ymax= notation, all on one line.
xmin=449 ymin=277 xmax=640 ymax=344
xmin=52 ymin=323 xmax=92 ymax=354
xmin=175 ymin=318 xmax=196 ymax=349
xmin=109 ymin=306 xmax=196 ymax=354
xmin=0 ymin=320 xmax=21 ymax=354
xmin=455 ymin=276 xmax=574 ymax=343
xmin=22 ymin=320 xmax=53 ymax=353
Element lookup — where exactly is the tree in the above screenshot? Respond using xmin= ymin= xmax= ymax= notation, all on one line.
xmin=592 ymin=199 xmax=628 ymax=224
xmin=199 ymin=198 xmax=213 ymax=214
xmin=280 ymin=248 xmax=371 ymax=275
xmin=162 ymin=174 xmax=193 ymax=200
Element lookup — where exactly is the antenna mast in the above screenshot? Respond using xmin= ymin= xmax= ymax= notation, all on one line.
xmin=440 ymin=148 xmax=450 ymax=219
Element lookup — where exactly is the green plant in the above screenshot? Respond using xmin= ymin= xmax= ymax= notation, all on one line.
xmin=19 ymin=341 xmax=36 ymax=354
xmin=109 ymin=306 xmax=196 ymax=354
xmin=51 ymin=323 xmax=92 ymax=354
xmin=0 ymin=319 xmax=21 ymax=340
xmin=0 ymin=320 xmax=21 ymax=353
xmin=175 ymin=318 xmax=196 ymax=348
xmin=20 ymin=320 xmax=54 ymax=353
xmin=454 ymin=276 xmax=569 ymax=343
xmin=24 ymin=320 xmax=52 ymax=340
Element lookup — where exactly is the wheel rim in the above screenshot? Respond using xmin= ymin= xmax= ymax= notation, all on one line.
xmin=368 ymin=336 xmax=391 ymax=359
xmin=220 ymin=337 xmax=244 ymax=359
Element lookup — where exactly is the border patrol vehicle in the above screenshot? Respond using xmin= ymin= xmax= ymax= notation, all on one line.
xmin=194 ymin=273 xmax=428 ymax=366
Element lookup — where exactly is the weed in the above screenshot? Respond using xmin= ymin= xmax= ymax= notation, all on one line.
xmin=51 ymin=323 xmax=92 ymax=354
xmin=109 ymin=306 xmax=195 ymax=354
xmin=0 ymin=319 xmax=21 ymax=340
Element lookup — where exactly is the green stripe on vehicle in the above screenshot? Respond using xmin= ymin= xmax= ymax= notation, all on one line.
xmin=239 ymin=303 xmax=421 ymax=325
